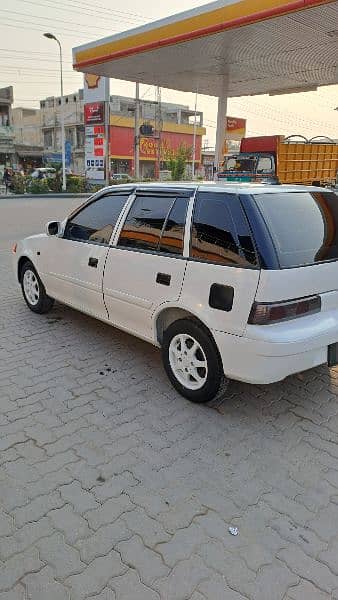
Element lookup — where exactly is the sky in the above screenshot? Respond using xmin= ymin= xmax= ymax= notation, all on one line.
xmin=1 ymin=0 xmax=338 ymax=146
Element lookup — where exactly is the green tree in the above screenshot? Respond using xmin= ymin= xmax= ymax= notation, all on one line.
xmin=167 ymin=144 xmax=192 ymax=181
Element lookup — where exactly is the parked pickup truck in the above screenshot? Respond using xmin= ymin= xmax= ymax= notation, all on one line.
xmin=218 ymin=135 xmax=338 ymax=187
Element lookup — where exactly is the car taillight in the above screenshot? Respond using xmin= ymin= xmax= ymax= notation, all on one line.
xmin=248 ymin=295 xmax=321 ymax=325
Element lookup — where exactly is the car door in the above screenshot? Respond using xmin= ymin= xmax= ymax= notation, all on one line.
xmin=41 ymin=191 xmax=131 ymax=320
xmin=103 ymin=189 xmax=191 ymax=341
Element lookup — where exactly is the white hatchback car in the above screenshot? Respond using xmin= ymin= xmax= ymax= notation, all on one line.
xmin=13 ymin=183 xmax=338 ymax=402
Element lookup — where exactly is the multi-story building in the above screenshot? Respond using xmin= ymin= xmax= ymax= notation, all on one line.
xmin=11 ymin=90 xmax=205 ymax=176
xmin=40 ymin=90 xmax=85 ymax=174
xmin=0 ymin=87 xmax=15 ymax=176
xmin=109 ymin=95 xmax=205 ymax=178
xmin=12 ymin=107 xmax=43 ymax=172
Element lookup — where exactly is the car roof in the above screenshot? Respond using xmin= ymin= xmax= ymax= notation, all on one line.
xmin=98 ymin=182 xmax=331 ymax=195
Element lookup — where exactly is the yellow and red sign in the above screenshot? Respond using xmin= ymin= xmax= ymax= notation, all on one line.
xmin=225 ymin=116 xmax=246 ymax=141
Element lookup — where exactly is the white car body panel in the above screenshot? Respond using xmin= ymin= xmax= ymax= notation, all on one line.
xmin=179 ymin=261 xmax=260 ymax=336
xmin=103 ymin=249 xmax=187 ymax=341
xmin=40 ymin=237 xmax=109 ymax=320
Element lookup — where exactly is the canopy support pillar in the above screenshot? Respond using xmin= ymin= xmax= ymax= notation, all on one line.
xmin=214 ymin=78 xmax=228 ymax=178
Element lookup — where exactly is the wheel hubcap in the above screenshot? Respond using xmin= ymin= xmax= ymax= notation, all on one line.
xmin=169 ymin=333 xmax=208 ymax=390
xmin=23 ymin=270 xmax=40 ymax=306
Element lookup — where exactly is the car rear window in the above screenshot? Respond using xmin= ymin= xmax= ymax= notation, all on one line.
xmin=254 ymin=191 xmax=338 ymax=268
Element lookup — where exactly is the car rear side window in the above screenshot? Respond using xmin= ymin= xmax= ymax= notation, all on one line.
xmin=254 ymin=191 xmax=338 ymax=268
xmin=118 ymin=195 xmax=188 ymax=255
xmin=64 ymin=193 xmax=129 ymax=244
xmin=191 ymin=192 xmax=257 ymax=267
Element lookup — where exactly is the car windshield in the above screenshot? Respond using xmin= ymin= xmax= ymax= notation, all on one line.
xmin=254 ymin=191 xmax=338 ymax=268
xmin=226 ymin=157 xmax=255 ymax=172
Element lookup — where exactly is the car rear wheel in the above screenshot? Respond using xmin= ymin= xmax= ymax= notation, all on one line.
xmin=162 ymin=318 xmax=228 ymax=403
xmin=21 ymin=261 xmax=54 ymax=314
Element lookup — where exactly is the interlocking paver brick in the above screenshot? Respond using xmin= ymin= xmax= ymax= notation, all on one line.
xmin=37 ymin=532 xmax=85 ymax=579
xmin=109 ymin=569 xmax=160 ymax=600
xmin=92 ymin=472 xmax=138 ymax=502
xmin=65 ymin=551 xmax=127 ymax=600
xmin=156 ymin=523 xmax=206 ymax=567
xmin=154 ymin=555 xmax=212 ymax=600
xmin=0 ymin=547 xmax=43 ymax=593
xmin=198 ymin=540 xmax=256 ymax=597
xmin=117 ymin=535 xmax=169 ymax=586
xmin=0 ymin=517 xmax=53 ymax=560
xmin=48 ymin=505 xmax=91 ymax=544
xmin=278 ymin=544 xmax=338 ymax=594
xmin=13 ymin=491 xmax=64 ymax=527
xmin=85 ymin=495 xmax=134 ymax=531
xmin=23 ymin=565 xmax=70 ymax=600
xmin=122 ymin=507 xmax=171 ymax=548
xmin=0 ymin=585 xmax=26 ymax=600
xmin=198 ymin=575 xmax=248 ymax=600
xmin=0 ymin=511 xmax=14 ymax=536
xmin=308 ymin=503 xmax=338 ymax=542
xmin=87 ymin=589 xmax=115 ymax=600
xmin=60 ymin=481 xmax=99 ymax=513
xmin=287 ymin=580 xmax=330 ymax=599
xmin=75 ymin=520 xmax=131 ymax=563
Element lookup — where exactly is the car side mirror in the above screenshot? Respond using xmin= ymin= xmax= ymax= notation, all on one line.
xmin=46 ymin=221 xmax=61 ymax=236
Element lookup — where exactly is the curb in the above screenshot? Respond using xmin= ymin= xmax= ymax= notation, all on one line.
xmin=0 ymin=193 xmax=88 ymax=199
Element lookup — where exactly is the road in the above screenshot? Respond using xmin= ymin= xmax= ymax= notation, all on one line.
xmin=1 ymin=195 xmax=338 ymax=599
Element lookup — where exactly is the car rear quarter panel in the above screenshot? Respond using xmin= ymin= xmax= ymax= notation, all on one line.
xmin=178 ymin=260 xmax=260 ymax=336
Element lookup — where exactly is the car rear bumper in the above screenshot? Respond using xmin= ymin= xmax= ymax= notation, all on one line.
xmin=213 ymin=313 xmax=338 ymax=384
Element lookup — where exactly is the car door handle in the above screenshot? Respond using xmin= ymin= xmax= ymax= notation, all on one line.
xmin=88 ymin=257 xmax=98 ymax=268
xmin=156 ymin=272 xmax=171 ymax=286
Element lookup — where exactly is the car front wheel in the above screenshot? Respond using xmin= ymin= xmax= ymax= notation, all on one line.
xmin=21 ymin=261 xmax=54 ymax=314
xmin=162 ymin=318 xmax=228 ymax=403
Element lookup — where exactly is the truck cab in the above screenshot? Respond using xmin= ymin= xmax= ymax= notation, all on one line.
xmin=218 ymin=152 xmax=277 ymax=184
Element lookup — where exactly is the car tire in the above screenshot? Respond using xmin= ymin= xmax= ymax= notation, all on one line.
xmin=21 ymin=261 xmax=54 ymax=314
xmin=162 ymin=318 xmax=228 ymax=403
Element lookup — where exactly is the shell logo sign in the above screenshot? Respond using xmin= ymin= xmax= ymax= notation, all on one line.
xmin=85 ymin=73 xmax=101 ymax=89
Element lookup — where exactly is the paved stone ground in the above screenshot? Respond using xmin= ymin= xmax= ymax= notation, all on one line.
xmin=1 ymin=197 xmax=338 ymax=599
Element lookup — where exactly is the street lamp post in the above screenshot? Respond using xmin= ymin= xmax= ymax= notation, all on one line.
xmin=43 ymin=33 xmax=66 ymax=192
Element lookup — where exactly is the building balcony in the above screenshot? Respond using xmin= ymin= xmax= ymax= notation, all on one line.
xmin=0 ymin=125 xmax=14 ymax=139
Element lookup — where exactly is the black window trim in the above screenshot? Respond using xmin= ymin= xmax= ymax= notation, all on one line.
xmin=188 ymin=191 xmax=260 ymax=270
xmin=63 ymin=188 xmax=135 ymax=247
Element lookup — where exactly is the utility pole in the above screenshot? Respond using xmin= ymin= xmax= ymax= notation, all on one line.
xmin=134 ymin=82 xmax=140 ymax=180
xmin=105 ymin=87 xmax=110 ymax=187
xmin=44 ymin=33 xmax=66 ymax=191
xmin=155 ymin=86 xmax=163 ymax=180
xmin=191 ymin=90 xmax=198 ymax=179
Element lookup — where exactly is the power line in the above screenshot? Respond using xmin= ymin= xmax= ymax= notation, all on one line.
xmin=1 ymin=16 xmax=111 ymax=38
xmin=1 ymin=8 xmax=124 ymax=35
xmin=0 ymin=20 xmax=89 ymax=39
xmin=16 ymin=0 xmax=151 ymax=24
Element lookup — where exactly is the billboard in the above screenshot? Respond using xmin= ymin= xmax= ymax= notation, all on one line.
xmin=225 ymin=116 xmax=246 ymax=141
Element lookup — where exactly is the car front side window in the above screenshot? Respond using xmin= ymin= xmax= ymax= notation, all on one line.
xmin=63 ymin=193 xmax=129 ymax=245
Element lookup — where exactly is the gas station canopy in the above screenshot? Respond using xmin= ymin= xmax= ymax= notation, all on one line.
xmin=73 ymin=0 xmax=338 ymax=98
